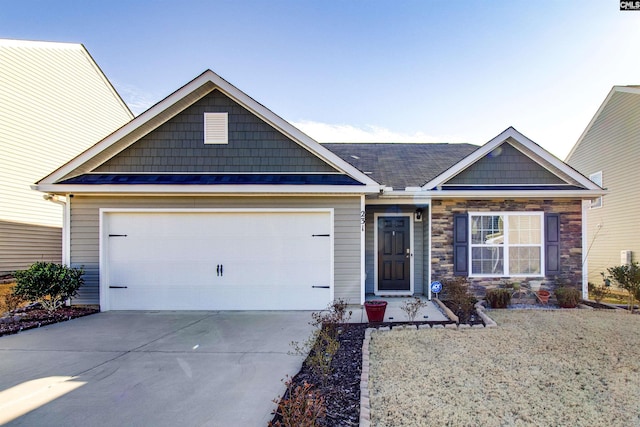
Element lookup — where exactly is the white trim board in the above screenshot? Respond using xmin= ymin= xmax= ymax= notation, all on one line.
xmin=422 ymin=127 xmax=604 ymax=192
xmin=373 ymin=212 xmax=414 ymax=296
xmin=40 ymin=70 xmax=378 ymax=188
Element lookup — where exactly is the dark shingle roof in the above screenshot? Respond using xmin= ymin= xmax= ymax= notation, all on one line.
xmin=60 ymin=173 xmax=363 ymax=186
xmin=323 ymin=143 xmax=479 ymax=189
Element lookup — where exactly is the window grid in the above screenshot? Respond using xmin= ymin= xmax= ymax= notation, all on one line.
xmin=469 ymin=212 xmax=544 ymax=277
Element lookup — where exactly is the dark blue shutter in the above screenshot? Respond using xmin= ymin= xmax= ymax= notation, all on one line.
xmin=453 ymin=214 xmax=469 ymax=276
xmin=545 ymin=213 xmax=560 ymax=275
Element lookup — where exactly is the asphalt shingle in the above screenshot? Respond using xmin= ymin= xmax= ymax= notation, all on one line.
xmin=323 ymin=143 xmax=479 ymax=189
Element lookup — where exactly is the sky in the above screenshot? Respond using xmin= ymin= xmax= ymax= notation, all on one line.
xmin=1 ymin=0 xmax=639 ymax=159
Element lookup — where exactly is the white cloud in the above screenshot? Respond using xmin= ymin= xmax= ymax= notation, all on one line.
xmin=291 ymin=120 xmax=468 ymax=144
xmin=113 ymin=82 xmax=159 ymax=116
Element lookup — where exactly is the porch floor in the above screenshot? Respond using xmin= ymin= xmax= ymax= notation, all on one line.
xmin=349 ymin=295 xmax=449 ymax=323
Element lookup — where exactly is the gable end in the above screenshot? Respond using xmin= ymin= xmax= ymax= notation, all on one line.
xmin=92 ymin=90 xmax=338 ymax=174
xmin=443 ymin=142 xmax=567 ymax=187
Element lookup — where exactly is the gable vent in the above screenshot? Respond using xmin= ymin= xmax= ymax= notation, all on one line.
xmin=204 ymin=112 xmax=228 ymax=144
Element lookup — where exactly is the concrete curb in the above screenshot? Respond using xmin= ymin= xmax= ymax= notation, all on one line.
xmin=433 ymin=298 xmax=458 ymax=323
xmin=474 ymin=301 xmax=498 ymax=327
xmin=359 ymin=327 xmax=375 ymax=427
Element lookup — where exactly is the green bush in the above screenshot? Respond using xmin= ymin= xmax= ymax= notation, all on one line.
xmin=485 ymin=288 xmax=512 ymax=308
xmin=604 ymin=263 xmax=640 ymax=312
xmin=13 ymin=262 xmax=84 ymax=314
xmin=588 ymin=280 xmax=611 ymax=305
xmin=554 ymin=286 xmax=581 ymax=308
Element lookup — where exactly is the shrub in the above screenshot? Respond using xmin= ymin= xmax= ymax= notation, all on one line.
xmin=270 ymin=377 xmax=325 ymax=427
xmin=554 ymin=286 xmax=581 ymax=308
xmin=13 ymin=262 xmax=84 ymax=314
xmin=400 ymin=296 xmax=428 ymax=321
xmin=604 ymin=263 xmax=640 ymax=312
xmin=441 ymin=277 xmax=476 ymax=313
xmin=310 ymin=298 xmax=351 ymax=339
xmin=589 ymin=280 xmax=611 ymax=305
xmin=290 ymin=299 xmax=348 ymax=386
xmin=485 ymin=288 xmax=512 ymax=308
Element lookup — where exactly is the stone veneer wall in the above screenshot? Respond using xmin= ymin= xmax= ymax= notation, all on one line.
xmin=431 ymin=199 xmax=582 ymax=295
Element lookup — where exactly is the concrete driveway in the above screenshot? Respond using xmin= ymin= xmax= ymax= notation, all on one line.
xmin=0 ymin=311 xmax=314 ymax=426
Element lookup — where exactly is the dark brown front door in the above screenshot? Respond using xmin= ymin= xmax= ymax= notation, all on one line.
xmin=378 ymin=216 xmax=411 ymax=291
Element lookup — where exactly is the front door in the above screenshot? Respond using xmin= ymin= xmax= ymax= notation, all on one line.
xmin=377 ymin=216 xmax=411 ymax=292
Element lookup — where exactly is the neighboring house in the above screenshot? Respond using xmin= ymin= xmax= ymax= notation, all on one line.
xmin=0 ymin=39 xmax=133 ymax=275
xmin=566 ymin=86 xmax=640 ymax=283
xmin=35 ymin=70 xmax=603 ymax=310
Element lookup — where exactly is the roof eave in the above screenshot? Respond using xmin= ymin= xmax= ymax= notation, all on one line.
xmin=379 ymin=189 xmax=606 ymax=199
xmin=33 ymin=183 xmax=381 ymax=195
xmin=39 ymin=70 xmax=378 ymax=188
xmin=422 ymin=127 xmax=602 ymax=191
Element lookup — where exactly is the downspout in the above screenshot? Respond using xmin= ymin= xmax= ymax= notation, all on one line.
xmin=428 ymin=204 xmax=432 ymax=300
xmin=581 ymin=199 xmax=589 ymax=299
xmin=360 ymin=195 xmax=366 ymax=305
xmin=43 ymin=194 xmax=70 ymax=266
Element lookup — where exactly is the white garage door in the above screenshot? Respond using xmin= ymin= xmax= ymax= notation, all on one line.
xmin=102 ymin=210 xmax=332 ymax=310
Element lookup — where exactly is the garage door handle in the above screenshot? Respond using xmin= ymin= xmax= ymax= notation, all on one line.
xmin=109 ymin=286 xmax=128 ymax=289
xmin=312 ymin=285 xmax=330 ymax=289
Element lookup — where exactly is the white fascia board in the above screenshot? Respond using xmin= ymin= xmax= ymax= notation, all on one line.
xmin=33 ymin=183 xmax=381 ymax=195
xmin=421 ymin=127 xmax=517 ymax=190
xmin=40 ymin=73 xmax=216 ymax=184
xmin=207 ymin=72 xmax=379 ymax=187
xmin=422 ymin=127 xmax=602 ymax=191
xmin=381 ymin=189 xmax=607 ymax=199
xmin=41 ymin=70 xmax=378 ymax=187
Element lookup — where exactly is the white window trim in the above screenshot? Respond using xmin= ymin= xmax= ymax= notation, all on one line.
xmin=468 ymin=211 xmax=545 ymax=278
xmin=204 ymin=112 xmax=228 ymax=144
xmin=589 ymin=171 xmax=603 ymax=209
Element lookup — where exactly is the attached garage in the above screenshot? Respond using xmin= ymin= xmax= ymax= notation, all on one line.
xmin=101 ymin=209 xmax=333 ymax=311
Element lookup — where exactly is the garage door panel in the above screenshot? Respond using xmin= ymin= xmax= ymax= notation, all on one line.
xmin=104 ymin=211 xmax=332 ymax=310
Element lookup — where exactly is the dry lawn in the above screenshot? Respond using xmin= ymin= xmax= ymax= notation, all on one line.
xmin=369 ymin=310 xmax=640 ymax=427
xmin=0 ymin=282 xmax=15 ymax=313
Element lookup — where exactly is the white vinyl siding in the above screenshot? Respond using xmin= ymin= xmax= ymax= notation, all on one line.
xmin=69 ymin=195 xmax=362 ymax=306
xmin=204 ymin=112 xmax=228 ymax=144
xmin=589 ymin=171 xmax=603 ymax=209
xmin=0 ymin=40 xmax=132 ymax=273
xmin=566 ymin=89 xmax=640 ymax=280
xmin=469 ymin=212 xmax=544 ymax=277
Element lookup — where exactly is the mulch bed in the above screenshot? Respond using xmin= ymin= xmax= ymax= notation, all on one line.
xmin=270 ymin=323 xmax=367 ymax=426
xmin=270 ymin=302 xmax=478 ymax=426
xmin=0 ymin=305 xmax=99 ymax=337
xmin=442 ymin=299 xmax=484 ymax=325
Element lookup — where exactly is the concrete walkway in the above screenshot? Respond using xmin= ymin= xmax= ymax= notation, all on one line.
xmin=0 ymin=311 xmax=314 ymax=426
xmin=350 ymin=296 xmax=449 ymax=323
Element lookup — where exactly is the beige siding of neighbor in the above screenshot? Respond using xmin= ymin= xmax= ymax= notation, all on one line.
xmin=0 ymin=40 xmax=132 ymax=274
xmin=68 ymin=195 xmax=363 ymax=306
xmin=566 ymin=89 xmax=640 ymax=281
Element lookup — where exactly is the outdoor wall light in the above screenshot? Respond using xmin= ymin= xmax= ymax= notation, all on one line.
xmin=415 ymin=208 xmax=424 ymax=222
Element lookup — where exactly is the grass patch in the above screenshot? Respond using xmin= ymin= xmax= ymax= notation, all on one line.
xmin=369 ymin=310 xmax=640 ymax=427
xmin=0 ymin=282 xmax=16 ymax=313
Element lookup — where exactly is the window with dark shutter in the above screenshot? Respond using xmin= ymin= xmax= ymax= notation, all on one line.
xmin=545 ymin=213 xmax=560 ymax=275
xmin=453 ymin=214 xmax=469 ymax=276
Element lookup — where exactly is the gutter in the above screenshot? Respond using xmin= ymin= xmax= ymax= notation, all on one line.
xmin=43 ymin=194 xmax=70 ymax=266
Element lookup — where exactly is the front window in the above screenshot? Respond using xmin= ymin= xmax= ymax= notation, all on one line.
xmin=470 ymin=213 xmax=543 ymax=276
